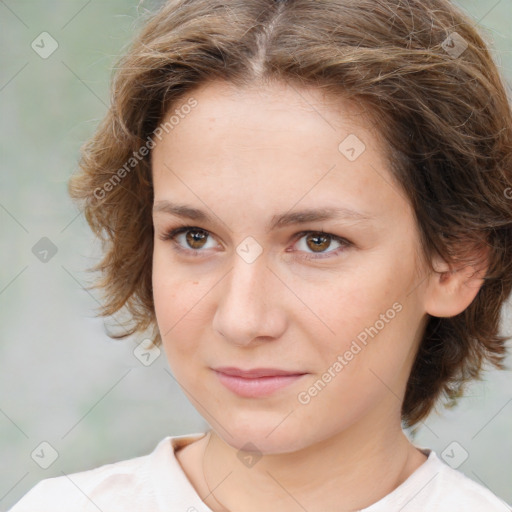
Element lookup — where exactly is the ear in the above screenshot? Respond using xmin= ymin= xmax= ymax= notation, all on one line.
xmin=423 ymin=245 xmax=489 ymax=318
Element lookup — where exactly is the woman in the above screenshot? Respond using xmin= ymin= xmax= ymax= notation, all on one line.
xmin=10 ymin=0 xmax=512 ymax=510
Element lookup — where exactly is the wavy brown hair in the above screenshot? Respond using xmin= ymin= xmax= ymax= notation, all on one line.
xmin=68 ymin=0 xmax=512 ymax=428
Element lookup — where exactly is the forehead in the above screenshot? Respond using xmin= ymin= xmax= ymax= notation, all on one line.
xmin=163 ymin=79 xmax=378 ymax=144
xmin=151 ymin=79 xmax=410 ymax=227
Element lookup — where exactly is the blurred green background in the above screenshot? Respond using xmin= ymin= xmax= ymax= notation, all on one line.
xmin=0 ymin=0 xmax=511 ymax=509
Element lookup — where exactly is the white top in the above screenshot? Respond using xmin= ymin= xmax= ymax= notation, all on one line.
xmin=8 ymin=432 xmax=511 ymax=512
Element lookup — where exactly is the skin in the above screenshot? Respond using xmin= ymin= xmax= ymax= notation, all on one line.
xmin=151 ymin=79 xmax=486 ymax=512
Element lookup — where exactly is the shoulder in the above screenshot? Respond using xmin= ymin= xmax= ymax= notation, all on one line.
xmin=364 ymin=448 xmax=511 ymax=512
xmin=7 ymin=436 xmax=177 ymax=512
xmin=427 ymin=456 xmax=511 ymax=511
xmin=400 ymin=449 xmax=511 ymax=512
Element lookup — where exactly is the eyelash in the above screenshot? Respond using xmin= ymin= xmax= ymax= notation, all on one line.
xmin=158 ymin=224 xmax=352 ymax=260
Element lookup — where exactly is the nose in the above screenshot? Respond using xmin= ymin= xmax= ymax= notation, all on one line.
xmin=212 ymin=251 xmax=287 ymax=346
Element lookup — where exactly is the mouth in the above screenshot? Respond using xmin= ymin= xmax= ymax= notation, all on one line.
xmin=212 ymin=367 xmax=308 ymax=398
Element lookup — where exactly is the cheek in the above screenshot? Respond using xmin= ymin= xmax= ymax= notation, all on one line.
xmin=152 ymin=252 xmax=195 ymax=343
xmin=152 ymin=252 xmax=215 ymax=359
xmin=305 ymin=258 xmax=417 ymax=364
xmin=152 ymin=278 xmax=202 ymax=378
xmin=301 ymin=271 xmax=390 ymax=339
xmin=152 ymin=255 xmax=175 ymax=330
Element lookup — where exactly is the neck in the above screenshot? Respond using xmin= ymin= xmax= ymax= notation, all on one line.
xmin=201 ymin=409 xmax=427 ymax=512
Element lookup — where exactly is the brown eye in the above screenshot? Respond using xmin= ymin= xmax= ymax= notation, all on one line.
xmin=159 ymin=226 xmax=217 ymax=254
xmin=185 ymin=229 xmax=209 ymax=249
xmin=160 ymin=226 xmax=351 ymax=260
xmin=293 ymin=231 xmax=351 ymax=260
xmin=305 ymin=233 xmax=332 ymax=252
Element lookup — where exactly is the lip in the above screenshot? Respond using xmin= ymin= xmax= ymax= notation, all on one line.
xmin=214 ymin=366 xmax=306 ymax=378
xmin=213 ymin=367 xmax=308 ymax=398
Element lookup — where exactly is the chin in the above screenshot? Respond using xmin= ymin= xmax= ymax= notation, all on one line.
xmin=212 ymin=410 xmax=316 ymax=455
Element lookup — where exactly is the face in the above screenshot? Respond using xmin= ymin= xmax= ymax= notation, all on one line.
xmin=151 ymin=79 xmax=430 ymax=454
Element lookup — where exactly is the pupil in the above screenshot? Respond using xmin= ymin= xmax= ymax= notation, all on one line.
xmin=187 ymin=230 xmax=206 ymax=248
xmin=308 ymin=233 xmax=329 ymax=252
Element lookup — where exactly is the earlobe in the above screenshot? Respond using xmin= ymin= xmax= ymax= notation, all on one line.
xmin=424 ymin=251 xmax=488 ymax=318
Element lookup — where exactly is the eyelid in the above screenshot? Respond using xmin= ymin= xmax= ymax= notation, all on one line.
xmin=289 ymin=230 xmax=351 ymax=257
xmin=158 ymin=225 xmax=352 ymax=259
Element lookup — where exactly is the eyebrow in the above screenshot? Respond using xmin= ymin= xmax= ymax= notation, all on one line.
xmin=153 ymin=200 xmax=374 ymax=231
